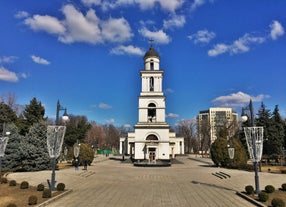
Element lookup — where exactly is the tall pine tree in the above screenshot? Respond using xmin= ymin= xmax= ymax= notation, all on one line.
xmin=256 ymin=102 xmax=271 ymax=156
xmin=17 ymin=97 xmax=46 ymax=135
xmin=2 ymin=123 xmax=23 ymax=172
xmin=0 ymin=102 xmax=17 ymax=132
xmin=268 ymin=105 xmax=285 ymax=159
xmin=19 ymin=122 xmax=51 ymax=171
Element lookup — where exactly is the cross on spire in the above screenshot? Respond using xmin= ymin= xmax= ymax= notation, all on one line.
xmin=149 ymin=39 xmax=154 ymax=48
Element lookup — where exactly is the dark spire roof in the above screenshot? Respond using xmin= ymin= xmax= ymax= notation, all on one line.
xmin=144 ymin=46 xmax=160 ymax=60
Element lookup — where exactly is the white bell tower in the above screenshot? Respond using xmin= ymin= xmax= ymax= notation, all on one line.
xmin=134 ymin=44 xmax=170 ymax=161
xmin=119 ymin=43 xmax=185 ymax=163
xmin=138 ymin=45 xmax=166 ymax=123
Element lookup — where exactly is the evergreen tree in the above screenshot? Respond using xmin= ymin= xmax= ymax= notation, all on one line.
xmin=268 ymin=105 xmax=285 ymax=159
xmin=19 ymin=122 xmax=51 ymax=171
xmin=64 ymin=115 xmax=91 ymax=147
xmin=256 ymin=102 xmax=271 ymax=156
xmin=0 ymin=102 xmax=17 ymax=132
xmin=2 ymin=123 xmax=23 ymax=172
xmin=18 ymin=97 xmax=46 ymax=135
xmin=210 ymin=137 xmax=248 ymax=168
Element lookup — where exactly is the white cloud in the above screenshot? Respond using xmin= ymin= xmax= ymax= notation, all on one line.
xmin=191 ymin=0 xmax=205 ymax=10
xmin=110 ymin=45 xmax=144 ymax=55
xmin=101 ymin=17 xmax=133 ymax=43
xmin=24 ymin=15 xmax=66 ymax=35
xmin=0 ymin=56 xmax=18 ymax=64
xmin=163 ymin=15 xmax=186 ymax=30
xmin=99 ymin=103 xmax=112 ymax=109
xmin=164 ymin=88 xmax=174 ymax=94
xmin=123 ymin=124 xmax=131 ymax=129
xmin=15 ymin=11 xmax=29 ymax=19
xmin=59 ymin=5 xmax=103 ymax=44
xmin=156 ymin=0 xmax=184 ymax=13
xmin=270 ymin=20 xmax=284 ymax=40
xmin=81 ymin=0 xmax=101 ymax=7
xmin=24 ymin=4 xmax=133 ymax=45
xmin=105 ymin=118 xmax=115 ymax=124
xmin=212 ymin=91 xmax=270 ymax=107
xmin=19 ymin=73 xmax=28 ymax=79
xmin=31 ymin=55 xmax=50 ymax=65
xmin=82 ymin=0 xmax=184 ymax=13
xmin=139 ymin=27 xmax=171 ymax=44
xmin=166 ymin=113 xmax=179 ymax=118
xmin=188 ymin=29 xmax=216 ymax=44
xmin=0 ymin=67 xmax=19 ymax=82
xmin=208 ymin=33 xmax=265 ymax=57
xmin=208 ymin=43 xmax=228 ymax=56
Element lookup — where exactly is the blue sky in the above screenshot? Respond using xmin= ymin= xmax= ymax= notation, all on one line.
xmin=0 ymin=0 xmax=285 ymax=128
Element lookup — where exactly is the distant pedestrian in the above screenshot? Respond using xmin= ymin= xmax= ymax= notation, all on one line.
xmin=74 ymin=159 xmax=79 ymax=171
xmin=84 ymin=160 xmax=88 ymax=170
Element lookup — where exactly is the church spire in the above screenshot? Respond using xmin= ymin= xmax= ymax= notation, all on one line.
xmin=144 ymin=40 xmax=159 ymax=60
xmin=149 ymin=39 xmax=154 ymax=48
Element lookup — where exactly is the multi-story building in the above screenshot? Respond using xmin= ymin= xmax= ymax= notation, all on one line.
xmin=197 ymin=108 xmax=239 ymax=144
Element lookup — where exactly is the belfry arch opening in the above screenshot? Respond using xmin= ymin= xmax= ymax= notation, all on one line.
xmin=150 ymin=77 xmax=154 ymax=91
xmin=150 ymin=60 xmax=154 ymax=70
xmin=148 ymin=103 xmax=156 ymax=122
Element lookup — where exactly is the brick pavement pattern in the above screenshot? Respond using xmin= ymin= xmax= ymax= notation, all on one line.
xmin=7 ymin=155 xmax=285 ymax=207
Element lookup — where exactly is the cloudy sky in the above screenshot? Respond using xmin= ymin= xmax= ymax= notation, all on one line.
xmin=0 ymin=0 xmax=285 ymax=127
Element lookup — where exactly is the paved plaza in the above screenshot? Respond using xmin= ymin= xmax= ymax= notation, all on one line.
xmin=7 ymin=155 xmax=286 ymax=207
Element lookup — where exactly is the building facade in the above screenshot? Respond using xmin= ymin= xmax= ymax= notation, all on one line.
xmin=197 ymin=108 xmax=239 ymax=144
xmin=119 ymin=45 xmax=184 ymax=162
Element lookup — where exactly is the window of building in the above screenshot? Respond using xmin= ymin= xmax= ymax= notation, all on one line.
xmin=150 ymin=77 xmax=154 ymax=91
xmin=148 ymin=103 xmax=156 ymax=122
xmin=150 ymin=60 xmax=154 ymax=70
xmin=146 ymin=134 xmax=158 ymax=141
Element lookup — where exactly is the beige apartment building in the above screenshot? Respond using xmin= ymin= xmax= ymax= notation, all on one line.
xmin=197 ymin=108 xmax=239 ymax=144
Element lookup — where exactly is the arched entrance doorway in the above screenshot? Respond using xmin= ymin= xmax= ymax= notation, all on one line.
xmin=146 ymin=134 xmax=159 ymax=163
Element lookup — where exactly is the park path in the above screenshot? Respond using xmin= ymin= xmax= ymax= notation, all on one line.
xmin=8 ymin=155 xmax=285 ymax=207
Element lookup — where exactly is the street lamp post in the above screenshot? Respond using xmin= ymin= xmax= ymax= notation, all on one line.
xmin=227 ymin=140 xmax=235 ymax=160
xmin=47 ymin=100 xmax=68 ymax=191
xmin=73 ymin=142 xmax=80 ymax=171
xmin=242 ymin=99 xmax=264 ymax=194
xmin=0 ymin=123 xmax=10 ymax=176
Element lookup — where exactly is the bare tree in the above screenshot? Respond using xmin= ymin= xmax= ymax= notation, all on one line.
xmin=176 ymin=119 xmax=197 ymax=154
xmin=85 ymin=122 xmax=106 ymax=150
xmin=198 ymin=118 xmax=211 ymax=157
xmin=103 ymin=124 xmax=120 ymax=150
xmin=0 ymin=92 xmax=20 ymax=114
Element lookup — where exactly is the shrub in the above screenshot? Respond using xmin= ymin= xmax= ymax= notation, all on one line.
xmin=20 ymin=181 xmax=29 ymax=189
xmin=28 ymin=195 xmax=38 ymax=205
xmin=37 ymin=183 xmax=45 ymax=191
xmin=6 ymin=204 xmax=17 ymax=207
xmin=72 ymin=143 xmax=95 ymax=165
xmin=281 ymin=183 xmax=286 ymax=191
xmin=281 ymin=170 xmax=286 ymax=174
xmin=271 ymin=198 xmax=285 ymax=207
xmin=245 ymin=185 xmax=254 ymax=195
xmin=265 ymin=185 xmax=275 ymax=193
xmin=1 ymin=177 xmax=8 ymax=184
xmin=9 ymin=180 xmax=17 ymax=186
xmin=56 ymin=183 xmax=65 ymax=191
xmin=42 ymin=189 xmax=52 ymax=198
xmin=258 ymin=192 xmax=269 ymax=202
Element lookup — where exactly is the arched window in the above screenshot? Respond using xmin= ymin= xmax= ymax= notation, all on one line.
xmin=148 ymin=103 xmax=156 ymax=122
xmin=146 ymin=134 xmax=158 ymax=141
xmin=150 ymin=77 xmax=154 ymax=91
xmin=150 ymin=60 xmax=154 ymax=70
